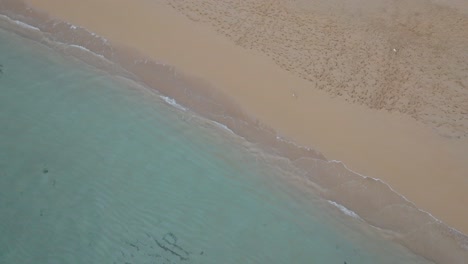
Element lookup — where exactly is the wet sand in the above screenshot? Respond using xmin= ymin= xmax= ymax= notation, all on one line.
xmin=20 ymin=0 xmax=468 ymax=236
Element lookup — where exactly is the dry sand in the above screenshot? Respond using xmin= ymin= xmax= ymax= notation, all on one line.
xmin=22 ymin=0 xmax=468 ymax=234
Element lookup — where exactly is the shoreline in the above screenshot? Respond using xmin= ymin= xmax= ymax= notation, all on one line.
xmin=20 ymin=0 xmax=468 ymax=235
xmin=1 ymin=0 xmax=467 ymax=262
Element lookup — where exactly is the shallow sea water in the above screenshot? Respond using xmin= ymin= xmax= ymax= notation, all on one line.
xmin=0 ymin=26 xmax=432 ymax=263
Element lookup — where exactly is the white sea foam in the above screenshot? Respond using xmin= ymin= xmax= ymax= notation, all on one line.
xmin=329 ymin=160 xmax=428 ymax=210
xmin=0 ymin=15 xmax=40 ymax=31
xmin=328 ymin=200 xmax=360 ymax=219
xmin=275 ymin=135 xmax=312 ymax=151
xmin=0 ymin=15 xmax=109 ymax=63
xmin=212 ymin=121 xmax=235 ymax=134
xmin=68 ymin=44 xmax=105 ymax=59
xmin=14 ymin=20 xmax=39 ymax=31
xmin=160 ymin=96 xmax=187 ymax=111
xmin=65 ymin=22 xmax=108 ymax=43
xmin=326 ymin=159 xmax=468 ymax=237
xmin=277 ymin=128 xmax=462 ymax=234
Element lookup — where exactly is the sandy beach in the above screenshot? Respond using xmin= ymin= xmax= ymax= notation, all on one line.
xmin=14 ymin=0 xmax=468 ymax=236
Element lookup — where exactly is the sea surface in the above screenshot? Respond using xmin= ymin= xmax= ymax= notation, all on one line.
xmin=0 ymin=19 xmax=435 ymax=263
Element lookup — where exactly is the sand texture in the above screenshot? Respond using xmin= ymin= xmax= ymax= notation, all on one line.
xmin=165 ymin=0 xmax=468 ymax=139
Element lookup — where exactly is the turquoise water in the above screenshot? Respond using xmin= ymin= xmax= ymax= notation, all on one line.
xmin=0 ymin=27 xmax=432 ymax=263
